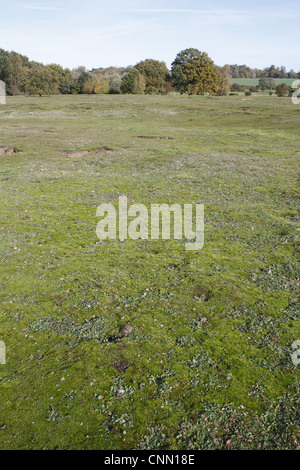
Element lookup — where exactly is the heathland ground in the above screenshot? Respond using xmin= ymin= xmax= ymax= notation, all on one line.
xmin=0 ymin=94 xmax=299 ymax=449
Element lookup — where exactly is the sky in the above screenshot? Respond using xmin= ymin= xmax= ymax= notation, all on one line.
xmin=0 ymin=0 xmax=299 ymax=71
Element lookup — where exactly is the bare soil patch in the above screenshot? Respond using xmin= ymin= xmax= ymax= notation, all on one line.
xmin=274 ymin=118 xmax=300 ymax=123
xmin=111 ymin=357 xmax=130 ymax=373
xmin=59 ymin=147 xmax=112 ymax=158
xmin=59 ymin=150 xmax=90 ymax=158
xmin=137 ymin=136 xmax=173 ymax=140
xmin=71 ymin=107 xmax=92 ymax=111
xmin=0 ymin=146 xmax=21 ymax=155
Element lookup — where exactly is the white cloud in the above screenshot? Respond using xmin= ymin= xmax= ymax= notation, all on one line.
xmin=20 ymin=4 xmax=65 ymax=10
xmin=124 ymin=8 xmax=244 ymax=15
xmin=124 ymin=7 xmax=300 ymax=20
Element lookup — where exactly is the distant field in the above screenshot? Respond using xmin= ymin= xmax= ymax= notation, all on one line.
xmin=0 ymin=94 xmax=299 ymax=450
xmin=232 ymin=78 xmax=297 ymax=87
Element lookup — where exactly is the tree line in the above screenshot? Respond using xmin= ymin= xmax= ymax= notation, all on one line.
xmin=0 ymin=47 xmax=299 ymax=97
xmin=229 ymin=64 xmax=300 ymax=79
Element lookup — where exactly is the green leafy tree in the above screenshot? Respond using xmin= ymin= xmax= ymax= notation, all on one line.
xmin=59 ymin=79 xmax=80 ymax=94
xmin=120 ymin=68 xmax=145 ymax=94
xmin=258 ymin=77 xmax=276 ymax=91
xmin=280 ymin=66 xmax=288 ymax=78
xmin=171 ymin=48 xmax=222 ymax=95
xmin=135 ymin=59 xmax=170 ymax=94
xmin=21 ymin=64 xmax=72 ymax=95
xmin=108 ymin=73 xmax=122 ymax=94
xmin=21 ymin=65 xmax=52 ymax=95
xmin=77 ymin=70 xmax=94 ymax=94
xmin=3 ymin=51 xmax=26 ymax=94
xmin=219 ymin=64 xmax=232 ymax=96
xmin=48 ymin=64 xmax=73 ymax=94
xmin=288 ymin=69 xmax=298 ymax=79
xmin=171 ymin=48 xmax=201 ymax=93
xmin=0 ymin=48 xmax=9 ymax=81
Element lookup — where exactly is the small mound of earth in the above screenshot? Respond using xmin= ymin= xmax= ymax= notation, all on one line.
xmin=95 ymin=146 xmax=111 ymax=151
xmin=111 ymin=357 xmax=130 ymax=373
xmin=0 ymin=146 xmax=20 ymax=155
xmin=118 ymin=325 xmax=133 ymax=337
xmin=137 ymin=136 xmax=173 ymax=140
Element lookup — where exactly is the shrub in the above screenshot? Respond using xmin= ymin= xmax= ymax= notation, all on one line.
xmin=275 ymin=83 xmax=289 ymax=97
xmin=231 ymin=83 xmax=243 ymax=92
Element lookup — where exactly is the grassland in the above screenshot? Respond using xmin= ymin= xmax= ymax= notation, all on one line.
xmin=232 ymin=78 xmax=296 ymax=87
xmin=0 ymin=94 xmax=299 ymax=450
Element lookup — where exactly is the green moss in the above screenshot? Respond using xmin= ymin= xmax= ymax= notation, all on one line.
xmin=0 ymin=94 xmax=299 ymax=449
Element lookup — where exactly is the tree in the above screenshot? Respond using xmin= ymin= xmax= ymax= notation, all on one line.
xmin=171 ymin=48 xmax=222 ymax=95
xmin=135 ymin=59 xmax=170 ymax=94
xmin=21 ymin=63 xmax=72 ymax=95
xmin=258 ymin=77 xmax=276 ymax=91
xmin=59 ymin=79 xmax=80 ymax=94
xmin=0 ymin=48 xmax=9 ymax=81
xmin=2 ymin=52 xmax=25 ymax=94
xmin=72 ymin=66 xmax=87 ymax=79
xmin=275 ymin=83 xmax=289 ymax=97
xmin=120 ymin=68 xmax=145 ymax=94
xmin=81 ymin=80 xmax=94 ymax=94
xmin=48 ymin=64 xmax=72 ymax=93
xmin=280 ymin=66 xmax=288 ymax=78
xmin=219 ymin=65 xmax=232 ymax=96
xmin=22 ymin=65 xmax=53 ymax=95
xmin=77 ymin=70 xmax=94 ymax=93
xmin=254 ymin=68 xmax=263 ymax=78
xmin=267 ymin=65 xmax=277 ymax=77
xmin=171 ymin=48 xmax=200 ymax=93
xmin=108 ymin=73 xmax=122 ymax=94
xmin=288 ymin=69 xmax=297 ymax=79
xmin=93 ymin=75 xmax=109 ymax=94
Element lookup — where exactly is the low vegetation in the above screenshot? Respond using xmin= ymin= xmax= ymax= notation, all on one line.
xmin=0 ymin=93 xmax=299 ymax=450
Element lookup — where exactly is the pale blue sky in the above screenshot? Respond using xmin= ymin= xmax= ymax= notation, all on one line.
xmin=0 ymin=0 xmax=299 ymax=71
